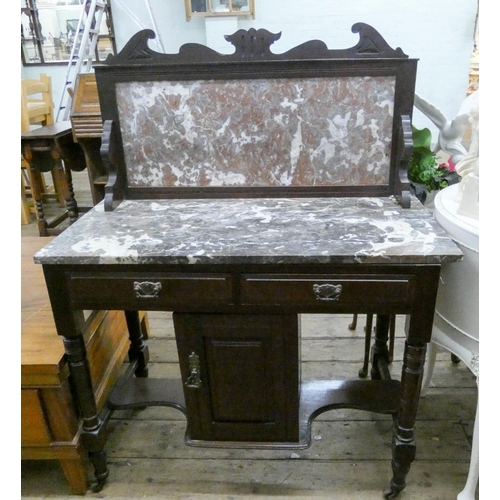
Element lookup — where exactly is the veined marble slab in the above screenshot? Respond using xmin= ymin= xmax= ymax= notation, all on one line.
xmin=34 ymin=197 xmax=462 ymax=266
xmin=116 ymin=76 xmax=395 ymax=189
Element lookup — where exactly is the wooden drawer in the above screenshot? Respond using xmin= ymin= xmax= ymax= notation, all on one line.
xmin=241 ymin=274 xmax=413 ymax=309
xmin=67 ymin=273 xmax=233 ymax=310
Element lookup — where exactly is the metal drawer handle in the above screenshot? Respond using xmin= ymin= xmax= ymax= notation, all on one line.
xmin=133 ymin=281 xmax=162 ymax=298
xmin=185 ymin=352 xmax=202 ymax=388
xmin=313 ymin=283 xmax=342 ymax=301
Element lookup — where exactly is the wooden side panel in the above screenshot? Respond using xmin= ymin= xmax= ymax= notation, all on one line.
xmin=41 ymin=381 xmax=80 ymax=442
xmin=85 ymin=309 xmax=130 ymax=410
xmin=21 ymin=390 xmax=52 ymax=446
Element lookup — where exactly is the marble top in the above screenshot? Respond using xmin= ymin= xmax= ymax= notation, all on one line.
xmin=34 ymin=197 xmax=462 ymax=266
xmin=117 ymin=76 xmax=395 ymax=189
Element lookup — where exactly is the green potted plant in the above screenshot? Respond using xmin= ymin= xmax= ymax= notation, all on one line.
xmin=408 ymin=126 xmax=460 ymax=206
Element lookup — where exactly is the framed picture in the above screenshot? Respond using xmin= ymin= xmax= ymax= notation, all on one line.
xmin=185 ymin=0 xmax=254 ymax=20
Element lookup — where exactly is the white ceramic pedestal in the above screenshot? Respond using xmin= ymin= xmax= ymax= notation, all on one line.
xmin=421 ymin=184 xmax=479 ymax=500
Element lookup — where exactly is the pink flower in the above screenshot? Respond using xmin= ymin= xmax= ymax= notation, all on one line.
xmin=440 ymin=158 xmax=456 ymax=172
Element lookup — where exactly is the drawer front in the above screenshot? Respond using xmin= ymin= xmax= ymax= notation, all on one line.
xmin=241 ymin=274 xmax=413 ymax=308
xmin=67 ymin=273 xmax=233 ymax=310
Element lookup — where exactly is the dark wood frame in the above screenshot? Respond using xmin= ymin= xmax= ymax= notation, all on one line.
xmin=94 ymin=24 xmax=417 ymax=210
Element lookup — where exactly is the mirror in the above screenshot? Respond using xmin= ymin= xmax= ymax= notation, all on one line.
xmin=21 ymin=0 xmax=115 ymax=65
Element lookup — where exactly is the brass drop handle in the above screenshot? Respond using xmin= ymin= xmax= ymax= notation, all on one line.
xmin=185 ymin=352 xmax=202 ymax=388
xmin=133 ymin=281 xmax=162 ymax=298
xmin=313 ymin=283 xmax=342 ymax=301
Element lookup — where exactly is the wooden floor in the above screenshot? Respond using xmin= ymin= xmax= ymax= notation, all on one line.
xmin=21 ymin=171 xmax=478 ymax=500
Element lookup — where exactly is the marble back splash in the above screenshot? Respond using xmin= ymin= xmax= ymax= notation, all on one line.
xmin=116 ymin=76 xmax=395 ymax=189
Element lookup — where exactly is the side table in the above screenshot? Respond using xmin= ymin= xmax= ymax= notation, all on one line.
xmin=21 ymin=122 xmax=87 ymax=236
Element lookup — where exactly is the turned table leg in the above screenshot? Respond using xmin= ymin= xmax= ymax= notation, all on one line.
xmin=61 ymin=165 xmax=79 ymax=225
xmin=384 ymin=340 xmax=426 ymax=499
xmin=62 ymin=334 xmax=109 ymax=491
xmin=370 ymin=314 xmax=390 ymax=381
xmin=27 ymin=159 xmax=50 ymax=237
xmin=381 ymin=266 xmax=440 ymax=498
xmin=369 ymin=315 xmax=427 ymax=499
xmin=125 ymin=310 xmax=150 ymax=378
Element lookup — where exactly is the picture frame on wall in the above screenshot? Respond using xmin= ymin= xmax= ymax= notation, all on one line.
xmin=185 ymin=0 xmax=254 ymax=20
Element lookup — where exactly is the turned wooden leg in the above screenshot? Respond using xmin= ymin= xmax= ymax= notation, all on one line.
xmin=358 ymin=314 xmax=374 ymax=378
xmin=383 ymin=341 xmax=427 ymax=499
xmin=348 ymin=313 xmax=358 ymax=330
xmin=48 ymin=160 xmax=78 ymax=225
xmin=50 ymin=166 xmax=66 ymax=207
xmin=62 ymin=335 xmax=109 ymax=491
xmin=62 ymin=164 xmax=79 ymax=224
xmin=28 ymin=162 xmax=49 ymax=236
xmin=388 ymin=315 xmax=396 ymax=363
xmin=370 ymin=314 xmax=390 ymax=380
xmin=125 ymin=310 xmax=150 ymax=378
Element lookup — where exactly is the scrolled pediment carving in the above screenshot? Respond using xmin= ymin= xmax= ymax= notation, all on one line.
xmin=103 ymin=23 xmax=408 ymax=67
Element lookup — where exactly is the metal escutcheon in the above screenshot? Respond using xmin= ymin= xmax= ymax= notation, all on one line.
xmin=185 ymin=352 xmax=202 ymax=388
xmin=133 ymin=281 xmax=162 ymax=298
xmin=313 ymin=283 xmax=342 ymax=301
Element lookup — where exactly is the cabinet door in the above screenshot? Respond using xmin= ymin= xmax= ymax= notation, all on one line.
xmin=174 ymin=313 xmax=300 ymax=444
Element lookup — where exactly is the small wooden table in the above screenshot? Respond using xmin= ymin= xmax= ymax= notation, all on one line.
xmin=21 ymin=237 xmax=149 ymax=494
xmin=21 ymin=122 xmax=87 ymax=236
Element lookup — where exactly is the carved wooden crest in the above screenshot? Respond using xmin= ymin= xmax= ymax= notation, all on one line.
xmin=104 ymin=23 xmax=407 ymax=66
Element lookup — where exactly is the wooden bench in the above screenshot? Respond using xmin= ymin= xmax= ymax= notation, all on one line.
xmin=34 ymin=24 xmax=462 ymax=498
xmin=21 ymin=237 xmax=149 ymax=494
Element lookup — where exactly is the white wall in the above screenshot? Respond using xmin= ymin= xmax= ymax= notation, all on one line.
xmin=22 ymin=0 xmax=478 ymax=140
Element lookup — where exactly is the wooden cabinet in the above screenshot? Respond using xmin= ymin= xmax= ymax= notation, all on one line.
xmin=174 ymin=313 xmax=300 ymax=444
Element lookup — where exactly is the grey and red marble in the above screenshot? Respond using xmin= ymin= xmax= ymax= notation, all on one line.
xmin=116 ymin=76 xmax=396 ymax=188
xmin=34 ymin=197 xmax=462 ymax=266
